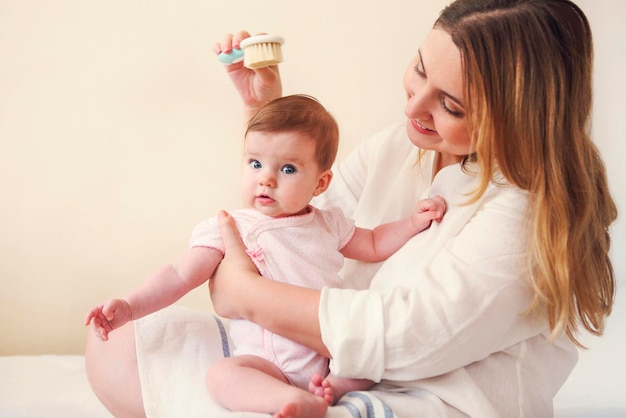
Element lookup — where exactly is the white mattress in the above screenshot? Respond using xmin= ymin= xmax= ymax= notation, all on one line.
xmin=0 ymin=355 xmax=112 ymax=418
xmin=1 ymin=301 xmax=624 ymax=418
xmin=1 ymin=355 xmax=624 ymax=418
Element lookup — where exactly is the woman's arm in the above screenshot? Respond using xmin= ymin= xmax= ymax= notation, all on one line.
xmin=210 ymin=211 xmax=330 ymax=357
xmin=321 ymin=185 xmax=545 ymax=382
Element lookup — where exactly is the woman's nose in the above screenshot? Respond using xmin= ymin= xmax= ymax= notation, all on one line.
xmin=404 ymin=90 xmax=432 ymax=121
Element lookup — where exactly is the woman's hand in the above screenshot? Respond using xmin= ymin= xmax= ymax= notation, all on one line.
xmin=210 ymin=211 xmax=329 ymax=356
xmin=213 ymin=31 xmax=282 ymax=119
xmin=209 ymin=210 xmax=261 ymax=319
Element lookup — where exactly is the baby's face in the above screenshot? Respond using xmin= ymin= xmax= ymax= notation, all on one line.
xmin=241 ymin=130 xmax=328 ymax=218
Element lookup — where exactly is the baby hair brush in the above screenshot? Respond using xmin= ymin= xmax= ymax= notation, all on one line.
xmin=218 ymin=34 xmax=284 ymax=69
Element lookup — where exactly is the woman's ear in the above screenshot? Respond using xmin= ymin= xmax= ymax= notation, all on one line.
xmin=313 ymin=169 xmax=333 ymax=196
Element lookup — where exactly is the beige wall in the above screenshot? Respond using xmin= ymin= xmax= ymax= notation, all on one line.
xmin=1 ymin=1 xmax=624 ymax=355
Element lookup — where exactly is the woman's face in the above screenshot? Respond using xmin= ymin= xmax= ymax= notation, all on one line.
xmin=403 ymin=28 xmax=471 ymax=164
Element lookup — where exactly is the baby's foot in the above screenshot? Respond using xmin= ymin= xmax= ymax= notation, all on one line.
xmin=273 ymin=391 xmax=328 ymax=418
xmin=308 ymin=373 xmax=334 ymax=405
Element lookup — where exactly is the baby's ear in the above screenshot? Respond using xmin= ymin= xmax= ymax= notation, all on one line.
xmin=313 ymin=169 xmax=333 ymax=196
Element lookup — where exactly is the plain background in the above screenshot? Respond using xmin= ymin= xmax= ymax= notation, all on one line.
xmin=0 ymin=0 xmax=446 ymax=354
xmin=1 ymin=3 xmax=624 ymax=399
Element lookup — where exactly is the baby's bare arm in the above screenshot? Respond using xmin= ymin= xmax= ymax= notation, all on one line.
xmin=85 ymin=247 xmax=222 ymax=340
xmin=341 ymin=196 xmax=446 ymax=262
xmin=123 ymin=246 xmax=222 ymax=319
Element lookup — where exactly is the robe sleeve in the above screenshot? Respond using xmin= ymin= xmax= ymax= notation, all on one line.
xmin=319 ymin=184 xmax=544 ymax=383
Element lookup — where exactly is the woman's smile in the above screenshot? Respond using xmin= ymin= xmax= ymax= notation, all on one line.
xmin=411 ymin=119 xmax=438 ymax=135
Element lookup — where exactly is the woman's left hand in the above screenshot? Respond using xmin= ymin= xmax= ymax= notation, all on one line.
xmin=209 ymin=210 xmax=261 ymax=319
xmin=210 ymin=211 xmax=328 ymax=355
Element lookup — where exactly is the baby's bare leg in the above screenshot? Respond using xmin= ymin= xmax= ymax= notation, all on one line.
xmin=207 ymin=355 xmax=327 ymax=418
xmin=309 ymin=372 xmax=374 ymax=405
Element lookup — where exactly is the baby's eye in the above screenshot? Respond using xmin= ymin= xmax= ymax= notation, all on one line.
xmin=281 ymin=165 xmax=296 ymax=174
xmin=250 ymin=160 xmax=262 ymax=169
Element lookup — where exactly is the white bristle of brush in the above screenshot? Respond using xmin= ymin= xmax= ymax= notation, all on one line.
xmin=240 ymin=35 xmax=285 ymax=69
xmin=243 ymin=43 xmax=283 ymax=68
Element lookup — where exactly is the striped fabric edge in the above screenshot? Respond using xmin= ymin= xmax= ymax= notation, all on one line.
xmin=336 ymin=391 xmax=397 ymax=418
xmin=212 ymin=315 xmax=231 ymax=358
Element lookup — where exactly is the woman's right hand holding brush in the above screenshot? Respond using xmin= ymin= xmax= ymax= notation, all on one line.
xmin=213 ymin=31 xmax=282 ymax=119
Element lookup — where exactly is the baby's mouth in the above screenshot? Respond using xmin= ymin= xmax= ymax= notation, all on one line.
xmin=256 ymin=194 xmax=275 ymax=204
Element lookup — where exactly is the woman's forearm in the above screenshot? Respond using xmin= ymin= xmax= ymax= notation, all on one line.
xmin=212 ymin=210 xmax=330 ymax=357
xmin=236 ymin=273 xmax=329 ymax=358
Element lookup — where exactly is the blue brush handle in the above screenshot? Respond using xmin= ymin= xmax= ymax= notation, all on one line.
xmin=218 ymin=48 xmax=244 ymax=65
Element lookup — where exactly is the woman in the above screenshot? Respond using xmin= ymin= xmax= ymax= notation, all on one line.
xmin=85 ymin=1 xmax=617 ymax=417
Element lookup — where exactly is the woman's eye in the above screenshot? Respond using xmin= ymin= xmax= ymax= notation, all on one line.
xmin=250 ymin=160 xmax=262 ymax=169
xmin=413 ymin=63 xmax=426 ymax=78
xmin=441 ymin=96 xmax=464 ymax=118
xmin=414 ymin=56 xmax=426 ymax=78
xmin=281 ymin=165 xmax=296 ymax=174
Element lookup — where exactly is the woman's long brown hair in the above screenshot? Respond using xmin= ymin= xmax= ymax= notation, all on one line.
xmin=437 ymin=0 xmax=618 ymax=346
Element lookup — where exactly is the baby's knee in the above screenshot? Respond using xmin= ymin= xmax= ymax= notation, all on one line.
xmin=206 ymin=357 xmax=236 ymax=395
xmin=207 ymin=357 xmax=227 ymax=378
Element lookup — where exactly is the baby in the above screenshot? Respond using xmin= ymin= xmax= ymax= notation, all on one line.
xmin=85 ymin=94 xmax=445 ymax=418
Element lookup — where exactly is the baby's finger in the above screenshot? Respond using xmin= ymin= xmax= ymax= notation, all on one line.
xmin=94 ymin=327 xmax=108 ymax=341
xmin=84 ymin=310 xmax=95 ymax=326
xmin=83 ymin=306 xmax=103 ymax=326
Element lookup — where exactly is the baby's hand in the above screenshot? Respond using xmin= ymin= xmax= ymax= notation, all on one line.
xmin=84 ymin=299 xmax=133 ymax=341
xmin=411 ymin=195 xmax=447 ymax=232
